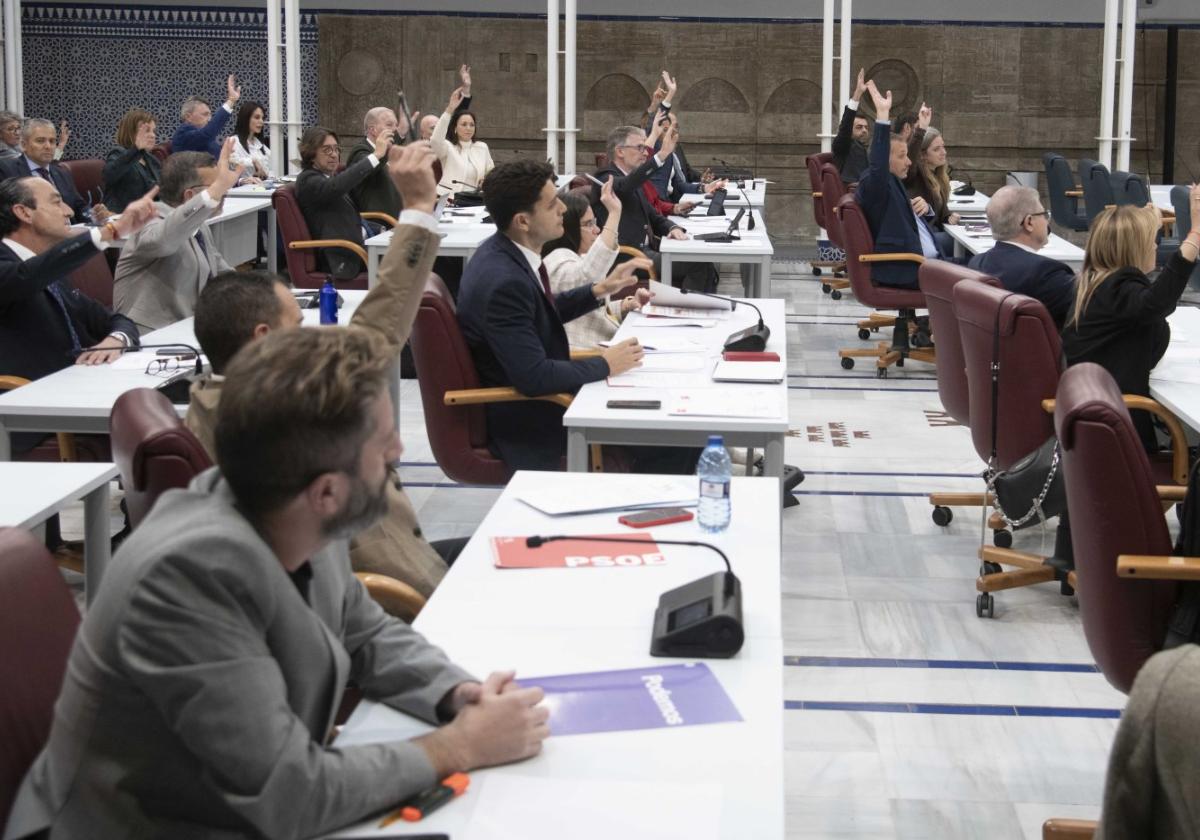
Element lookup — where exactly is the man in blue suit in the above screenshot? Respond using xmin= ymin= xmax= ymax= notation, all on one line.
xmin=171 ymin=74 xmax=241 ymax=158
xmin=456 ymin=159 xmax=648 ymax=471
xmin=854 ymin=81 xmax=943 ymax=289
xmin=968 ymin=185 xmax=1077 ymax=329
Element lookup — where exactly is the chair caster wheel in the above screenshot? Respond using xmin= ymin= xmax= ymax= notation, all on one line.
xmin=841 ymin=357 xmax=854 ymax=370
xmin=896 ymin=357 xmax=905 ymax=367
xmin=931 ymin=506 xmax=953 ymax=526
xmin=831 ymin=290 xmax=842 ymax=301
xmin=821 ymin=283 xmax=831 ymax=293
xmin=983 ymin=561 xmax=1003 ymax=576
xmin=976 ymin=593 xmax=995 ymax=619
xmin=858 ymin=328 xmax=871 ymax=340
xmin=876 ymin=367 xmax=888 ymax=379
xmin=993 ymin=529 xmax=1013 ymax=548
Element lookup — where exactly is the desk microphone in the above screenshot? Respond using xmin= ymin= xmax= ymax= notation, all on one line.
xmin=102 ymin=342 xmax=205 ymax=376
xmin=525 ymin=534 xmax=744 ymax=658
xmin=953 ymin=172 xmax=976 ymax=196
xmin=680 ymin=289 xmax=770 ymax=352
xmin=745 ymin=195 xmax=756 ymax=230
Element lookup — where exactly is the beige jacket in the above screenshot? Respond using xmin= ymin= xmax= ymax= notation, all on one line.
xmin=185 ymin=221 xmax=448 ymax=601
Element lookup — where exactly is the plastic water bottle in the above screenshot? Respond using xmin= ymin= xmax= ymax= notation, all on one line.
xmin=318 ymin=278 xmax=338 ymax=325
xmin=697 ymin=434 xmax=732 ymax=533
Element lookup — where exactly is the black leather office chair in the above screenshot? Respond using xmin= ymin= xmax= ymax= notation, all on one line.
xmin=1042 ymin=153 xmax=1088 ymax=232
xmin=1112 ymin=171 xmax=1151 ymax=207
xmin=1079 ymin=158 xmax=1114 ymax=224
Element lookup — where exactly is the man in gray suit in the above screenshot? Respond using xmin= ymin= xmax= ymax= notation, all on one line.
xmin=113 ymin=136 xmax=240 ymax=331
xmin=3 ymin=327 xmax=549 ymax=839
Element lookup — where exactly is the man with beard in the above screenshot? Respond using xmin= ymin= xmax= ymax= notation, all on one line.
xmin=831 ymin=68 xmax=872 ymax=184
xmin=2 ymin=325 xmax=550 ymax=839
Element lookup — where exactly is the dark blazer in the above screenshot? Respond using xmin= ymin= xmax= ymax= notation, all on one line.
xmin=969 ymin=242 xmax=1077 ymax=329
xmin=295 ymin=156 xmax=380 ymax=280
xmin=855 ymin=122 xmax=922 ymax=289
xmin=346 ymin=138 xmax=401 ymax=217
xmin=102 ymin=146 xmax=161 ymax=213
xmin=592 ymin=156 xmax=679 ymax=249
xmin=832 ymin=105 xmax=869 ymax=184
xmin=170 ymin=105 xmax=231 ymax=158
xmin=1062 ymin=249 xmax=1197 ymax=449
xmin=0 ymin=156 xmax=88 ymax=223
xmin=456 ymin=232 xmax=608 ymax=471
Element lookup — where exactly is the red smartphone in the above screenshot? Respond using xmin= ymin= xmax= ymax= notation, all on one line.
xmin=618 ymin=507 xmax=694 ymax=528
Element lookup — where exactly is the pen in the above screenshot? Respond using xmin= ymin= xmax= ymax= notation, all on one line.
xmin=379 ymin=773 xmax=470 ymax=827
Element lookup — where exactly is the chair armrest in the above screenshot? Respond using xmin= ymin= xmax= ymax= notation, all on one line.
xmin=1064 ymin=189 xmax=1083 ymax=198
xmin=288 ymin=239 xmax=369 ymax=263
xmin=444 ymin=386 xmax=573 ymax=410
xmin=859 ymin=253 xmax=926 ymax=264
xmin=1042 ymin=818 xmax=1096 ymax=839
xmin=360 ymin=211 xmax=398 ymax=228
xmin=812 ymin=191 xmax=823 ymax=199
xmin=354 ymin=572 xmax=426 ymax=623
xmin=1042 ymin=395 xmax=1189 ymax=485
xmin=1117 ymin=554 xmax=1200 ymax=581
xmin=570 ymin=349 xmax=603 ymax=360
xmin=1159 ymin=485 xmax=1187 ymax=503
xmin=618 ymin=245 xmax=658 ymax=280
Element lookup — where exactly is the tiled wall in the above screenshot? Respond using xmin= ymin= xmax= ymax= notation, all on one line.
xmin=19 ymin=3 xmax=320 ymax=161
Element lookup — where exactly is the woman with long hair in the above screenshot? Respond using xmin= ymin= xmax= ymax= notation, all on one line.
xmin=1062 ymin=186 xmax=1200 ymax=449
xmin=102 ymin=108 xmax=161 ymax=213
xmin=232 ymin=100 xmax=272 ymax=181
xmin=430 ymin=86 xmax=494 ymax=198
xmin=905 ymin=104 xmax=959 ymax=228
xmin=540 ymin=180 xmax=651 ymax=348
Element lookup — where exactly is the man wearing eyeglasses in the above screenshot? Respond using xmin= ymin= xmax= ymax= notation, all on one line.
xmin=295 ymin=125 xmax=393 ymax=281
xmin=113 ymin=136 xmax=243 ymax=331
xmin=968 ymin=185 xmax=1076 ymax=329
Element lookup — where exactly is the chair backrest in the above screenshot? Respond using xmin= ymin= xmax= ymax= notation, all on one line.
xmin=805 ymin=152 xmax=834 ymax=230
xmin=1112 ymin=170 xmax=1150 ymax=207
xmin=110 ymin=387 xmax=213 ymax=528
xmin=272 ymin=185 xmax=327 ymax=288
xmin=61 ymin=158 xmax=105 ymax=202
xmin=1054 ymin=363 xmax=1178 ymax=694
xmin=1042 ymin=152 xmax=1087 ymax=232
xmin=953 ymin=281 xmax=1060 ymax=468
xmin=149 ymin=140 xmax=172 ymax=163
xmin=67 ymin=250 xmax=114 ymax=309
xmin=409 ymin=275 xmax=513 ymax=486
xmin=568 ymin=174 xmax=590 ymax=191
xmin=594 ymin=152 xmax=609 ymax=169
xmin=820 ymin=164 xmax=847 ymax=247
xmin=1170 ymin=185 xmax=1192 ymax=238
xmin=0 ymin=527 xmax=80 ymax=826
xmin=918 ymin=260 xmax=1002 ymax=426
xmin=1079 ymin=158 xmax=1114 ymax=222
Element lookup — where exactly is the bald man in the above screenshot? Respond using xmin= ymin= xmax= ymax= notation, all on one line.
xmin=348 ymin=107 xmax=410 ymax=216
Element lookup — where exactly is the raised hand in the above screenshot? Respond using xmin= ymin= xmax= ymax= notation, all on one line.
xmin=917 ymin=102 xmax=932 ymax=130
xmin=110 ymin=186 xmax=160 ymax=239
xmin=373 ymin=129 xmax=394 ymax=160
xmin=866 ymin=80 xmax=892 ymax=121
xmin=853 ymin=68 xmax=867 ymax=101
xmin=597 ymin=257 xmax=652 ymax=297
xmin=57 ymin=120 xmax=71 ymax=152
xmin=226 ymin=73 xmax=242 ymax=105
xmin=659 ymin=125 xmax=679 ymax=159
xmin=650 ymin=85 xmax=667 ymax=110
xmin=211 ymin=136 xmax=244 ymax=198
xmin=447 ymin=86 xmax=467 ymax=114
xmin=599 ymin=175 xmax=622 ymax=219
xmin=459 ymin=64 xmax=472 ymax=93
xmin=661 ymin=70 xmax=677 ymax=100
xmin=387 ymin=141 xmax=438 ymax=215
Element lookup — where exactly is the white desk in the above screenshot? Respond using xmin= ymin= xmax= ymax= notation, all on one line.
xmin=0 ymin=292 xmax=366 ymax=460
xmin=329 ymin=471 xmax=784 ymax=840
xmin=207 ymin=195 xmax=277 ymax=273
xmin=0 ymin=461 xmax=119 ymax=600
xmin=947 ymin=191 xmax=991 ymax=215
xmin=563 ymin=299 xmax=789 ymax=480
xmin=365 ymin=206 xmax=495 ymax=288
xmin=1150 ymin=306 xmax=1200 ymax=432
xmin=944 ymin=224 xmax=1085 ymax=270
xmin=662 ymin=207 xmax=774 ymax=298
xmin=692 ymin=179 xmax=768 ymax=209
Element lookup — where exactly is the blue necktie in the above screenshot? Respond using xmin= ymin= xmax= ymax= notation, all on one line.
xmin=34 ymin=167 xmax=52 ymax=183
xmin=194 ymin=231 xmax=212 ymax=278
xmin=46 ymin=282 xmax=82 ymax=354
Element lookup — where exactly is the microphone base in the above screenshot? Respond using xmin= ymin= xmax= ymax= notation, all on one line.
xmin=651 ymin=571 xmax=744 ymax=659
xmin=723 ymin=323 xmax=770 ymax=353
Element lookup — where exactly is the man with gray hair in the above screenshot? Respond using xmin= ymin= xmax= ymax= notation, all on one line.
xmin=0 ymin=110 xmax=23 ymax=160
xmin=968 ymin=184 xmax=1076 ymax=328
xmin=346 ymin=106 xmax=413 ymax=216
xmin=171 ymin=73 xmax=242 ymax=158
xmin=0 ymin=118 xmax=100 ymax=224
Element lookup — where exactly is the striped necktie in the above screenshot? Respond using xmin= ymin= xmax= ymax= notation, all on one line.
xmin=46 ymin=282 xmax=82 ymax=354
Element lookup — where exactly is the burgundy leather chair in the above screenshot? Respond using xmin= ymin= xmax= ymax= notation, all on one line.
xmin=1054 ymin=363 xmax=1181 ymax=694
xmin=109 ymin=388 xmax=213 ymax=528
xmin=918 ymin=260 xmax=1001 ymax=526
xmin=0 ymin=527 xmax=80 ymax=826
xmin=61 ymin=158 xmax=104 ymax=203
xmin=272 ymin=186 xmax=369 ymax=291
xmin=805 ymin=152 xmax=844 ymax=290
xmin=67 ymin=250 xmax=114 ymax=309
xmin=818 ymin=163 xmax=851 ymax=301
xmin=149 ymin=140 xmax=172 ymax=163
xmin=594 ymin=152 xmax=609 ymax=169
xmin=834 ymin=195 xmax=935 ymax=377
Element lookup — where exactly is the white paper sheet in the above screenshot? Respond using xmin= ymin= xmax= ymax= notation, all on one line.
xmin=516 ymin=476 xmax=696 ymax=515
xmin=635 ymin=318 xmax=717 ymax=328
xmin=669 ymin=389 xmax=783 ymax=419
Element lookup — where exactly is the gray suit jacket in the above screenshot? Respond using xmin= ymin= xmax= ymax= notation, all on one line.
xmin=4 ymin=468 xmax=474 ymax=840
xmin=113 ymin=194 xmax=231 ymax=331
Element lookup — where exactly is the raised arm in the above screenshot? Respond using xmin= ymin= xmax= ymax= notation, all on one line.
xmin=832 ymin=69 xmax=867 ymax=162
xmin=430 ymin=87 xmax=466 ymax=160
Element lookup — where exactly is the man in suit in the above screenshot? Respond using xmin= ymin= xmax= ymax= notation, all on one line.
xmin=968 ymin=185 xmax=1076 ymax=329
xmin=854 ymin=81 xmax=942 ymax=289
xmin=649 ymin=114 xmax=727 ymax=203
xmin=457 ymin=159 xmax=646 ymax=471
xmin=0 ymin=177 xmax=158 ymax=455
xmin=0 ymin=118 xmax=104 ymax=224
xmin=170 ymin=73 xmax=241 ymax=158
xmin=832 ymin=68 xmax=871 ymax=184
xmin=188 ymin=142 xmax=459 ymax=601
xmin=2 ymin=326 xmax=550 ymax=840
xmin=113 ymin=139 xmax=240 ymax=331
xmin=347 ymin=107 xmax=408 ymax=216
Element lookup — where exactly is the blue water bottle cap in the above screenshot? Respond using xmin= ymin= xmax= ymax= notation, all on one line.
xmin=707 ymin=434 xmax=723 ymax=447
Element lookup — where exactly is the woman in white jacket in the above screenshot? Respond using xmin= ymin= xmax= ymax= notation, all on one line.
xmin=541 ymin=177 xmax=653 ymax=348
xmin=431 ymin=86 xmax=494 ymax=198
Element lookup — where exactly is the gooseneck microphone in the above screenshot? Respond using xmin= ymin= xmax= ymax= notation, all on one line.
xmin=680 ymin=288 xmax=770 ymax=352
xmin=525 ymin=534 xmax=744 ymax=658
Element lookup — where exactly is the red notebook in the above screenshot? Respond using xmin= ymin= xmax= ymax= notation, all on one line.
xmin=722 ymin=351 xmax=780 ymax=362
xmin=492 ymin=534 xmax=663 ymax=569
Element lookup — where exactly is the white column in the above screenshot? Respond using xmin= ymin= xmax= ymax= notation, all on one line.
xmin=1115 ymin=0 xmax=1136 ymax=171
xmin=0 ymin=1 xmax=7 ymax=111
xmin=1098 ymin=0 xmax=1119 ymax=169
xmin=838 ymin=0 xmax=852 ymax=111
xmin=546 ymin=0 xmax=559 ymax=170
xmin=266 ymin=0 xmax=284 ymax=177
xmin=284 ymin=0 xmax=302 ymax=170
xmin=563 ymin=0 xmax=576 ymax=175
xmin=3 ymin=0 xmax=23 ymax=114
xmin=819 ymin=0 xmax=834 ymax=152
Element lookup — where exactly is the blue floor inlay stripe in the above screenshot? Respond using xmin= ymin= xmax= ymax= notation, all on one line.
xmin=786 ymin=700 xmax=1121 ymax=719
xmin=785 ymin=655 xmax=1100 ymax=673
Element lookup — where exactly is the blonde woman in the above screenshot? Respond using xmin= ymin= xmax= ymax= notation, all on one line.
xmin=905 ymin=104 xmax=958 ymax=227
xmin=431 ymin=85 xmax=494 ymax=198
xmin=1062 ymin=184 xmax=1200 ymax=449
